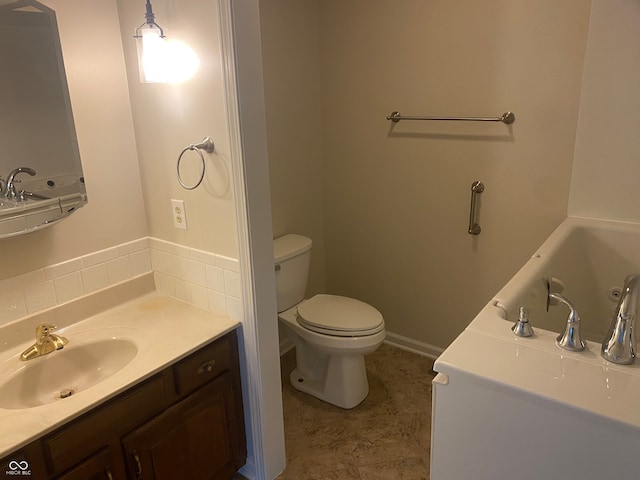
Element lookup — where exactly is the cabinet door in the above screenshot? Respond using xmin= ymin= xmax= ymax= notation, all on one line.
xmin=122 ymin=373 xmax=240 ymax=480
xmin=56 ymin=448 xmax=115 ymax=480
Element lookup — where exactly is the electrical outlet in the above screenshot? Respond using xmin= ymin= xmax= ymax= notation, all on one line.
xmin=171 ymin=199 xmax=187 ymax=230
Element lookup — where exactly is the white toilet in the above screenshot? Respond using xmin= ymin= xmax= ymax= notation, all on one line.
xmin=274 ymin=234 xmax=386 ymax=409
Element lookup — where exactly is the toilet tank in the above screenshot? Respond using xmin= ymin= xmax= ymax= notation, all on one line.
xmin=274 ymin=234 xmax=312 ymax=312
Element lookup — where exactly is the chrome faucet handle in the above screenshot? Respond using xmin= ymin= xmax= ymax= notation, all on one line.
xmin=512 ymin=306 xmax=534 ymax=337
xmin=602 ymin=273 xmax=640 ymax=365
xmin=549 ymin=292 xmax=586 ymax=352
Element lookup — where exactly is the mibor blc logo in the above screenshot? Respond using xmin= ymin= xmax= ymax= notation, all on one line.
xmin=5 ymin=460 xmax=31 ymax=476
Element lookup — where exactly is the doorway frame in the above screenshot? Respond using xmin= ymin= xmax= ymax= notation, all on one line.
xmin=218 ymin=0 xmax=286 ymax=479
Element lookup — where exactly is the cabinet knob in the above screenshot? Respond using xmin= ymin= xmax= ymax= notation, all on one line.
xmin=197 ymin=360 xmax=216 ymax=374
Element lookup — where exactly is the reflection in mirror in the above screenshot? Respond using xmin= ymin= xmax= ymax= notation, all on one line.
xmin=0 ymin=0 xmax=87 ymax=238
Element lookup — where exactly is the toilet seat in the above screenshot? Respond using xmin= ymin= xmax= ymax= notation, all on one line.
xmin=296 ymin=294 xmax=384 ymax=337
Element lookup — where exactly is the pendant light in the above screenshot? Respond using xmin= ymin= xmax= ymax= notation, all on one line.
xmin=134 ymin=0 xmax=166 ymax=83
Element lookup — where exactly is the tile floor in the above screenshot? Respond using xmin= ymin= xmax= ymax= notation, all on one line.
xmin=275 ymin=344 xmax=435 ymax=480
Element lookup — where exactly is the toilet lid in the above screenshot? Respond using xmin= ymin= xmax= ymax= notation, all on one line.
xmin=296 ymin=294 xmax=384 ymax=337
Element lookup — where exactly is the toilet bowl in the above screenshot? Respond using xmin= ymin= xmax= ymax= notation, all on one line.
xmin=274 ymin=235 xmax=386 ymax=409
xmin=279 ymin=294 xmax=385 ymax=409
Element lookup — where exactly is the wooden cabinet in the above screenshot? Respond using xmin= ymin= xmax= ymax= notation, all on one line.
xmin=0 ymin=330 xmax=246 ymax=480
xmin=123 ymin=375 xmax=239 ymax=479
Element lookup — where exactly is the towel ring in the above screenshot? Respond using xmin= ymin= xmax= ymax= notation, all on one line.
xmin=176 ymin=137 xmax=215 ymax=190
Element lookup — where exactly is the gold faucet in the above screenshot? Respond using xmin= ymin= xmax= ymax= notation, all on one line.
xmin=20 ymin=324 xmax=69 ymax=361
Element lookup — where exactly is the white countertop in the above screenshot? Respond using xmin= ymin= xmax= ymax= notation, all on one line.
xmin=0 ymin=274 xmax=239 ymax=457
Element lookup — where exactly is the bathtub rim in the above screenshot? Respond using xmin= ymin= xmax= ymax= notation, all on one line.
xmin=434 ymin=215 xmax=640 ymax=431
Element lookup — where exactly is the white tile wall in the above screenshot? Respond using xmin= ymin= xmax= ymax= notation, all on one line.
xmin=0 ymin=237 xmax=243 ymax=326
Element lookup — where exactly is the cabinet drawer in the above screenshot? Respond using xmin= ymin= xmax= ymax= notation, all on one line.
xmin=173 ymin=336 xmax=231 ymax=395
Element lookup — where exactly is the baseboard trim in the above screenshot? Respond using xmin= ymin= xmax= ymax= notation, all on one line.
xmin=383 ymin=331 xmax=444 ymax=359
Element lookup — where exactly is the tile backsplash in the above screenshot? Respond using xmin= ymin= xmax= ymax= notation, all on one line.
xmin=0 ymin=237 xmax=243 ymax=326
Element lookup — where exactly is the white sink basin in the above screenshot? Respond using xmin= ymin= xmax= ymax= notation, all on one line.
xmin=0 ymin=338 xmax=137 ymax=410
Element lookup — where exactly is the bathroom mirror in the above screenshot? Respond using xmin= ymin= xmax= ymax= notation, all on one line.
xmin=0 ymin=0 xmax=87 ymax=238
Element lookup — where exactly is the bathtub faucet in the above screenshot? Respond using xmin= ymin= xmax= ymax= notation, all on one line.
xmin=550 ymin=292 xmax=586 ymax=352
xmin=601 ymin=273 xmax=640 ymax=365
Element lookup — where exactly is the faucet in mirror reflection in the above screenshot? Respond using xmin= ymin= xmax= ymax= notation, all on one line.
xmin=2 ymin=167 xmax=38 ymax=201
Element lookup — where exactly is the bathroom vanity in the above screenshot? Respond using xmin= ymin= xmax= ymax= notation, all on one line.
xmin=0 ymin=275 xmax=246 ymax=479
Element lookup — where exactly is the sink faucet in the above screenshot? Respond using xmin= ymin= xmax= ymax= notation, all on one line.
xmin=602 ymin=273 xmax=640 ymax=365
xmin=6 ymin=167 xmax=36 ymax=200
xmin=20 ymin=324 xmax=69 ymax=361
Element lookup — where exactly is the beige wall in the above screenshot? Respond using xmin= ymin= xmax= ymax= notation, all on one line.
xmin=1 ymin=0 xmax=148 ymax=281
xmin=116 ymin=0 xmax=238 ymax=259
xmin=260 ymin=0 xmax=326 ymax=296
xmin=262 ymin=0 xmax=591 ymax=349
xmin=569 ymin=0 xmax=640 ymax=222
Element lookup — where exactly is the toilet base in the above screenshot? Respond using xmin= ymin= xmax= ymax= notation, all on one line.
xmin=290 ymin=351 xmax=369 ymax=409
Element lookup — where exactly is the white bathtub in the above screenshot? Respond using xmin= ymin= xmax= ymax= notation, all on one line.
xmin=431 ymin=216 xmax=640 ymax=480
xmin=494 ymin=216 xmax=640 ymax=343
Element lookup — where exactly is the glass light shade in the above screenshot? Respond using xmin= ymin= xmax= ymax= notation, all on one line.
xmin=136 ymin=25 xmax=166 ymax=83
